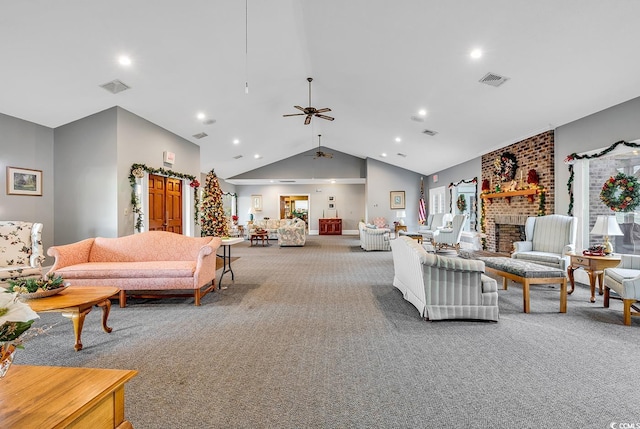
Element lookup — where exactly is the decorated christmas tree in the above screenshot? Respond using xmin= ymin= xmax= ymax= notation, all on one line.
xmin=200 ymin=169 xmax=229 ymax=237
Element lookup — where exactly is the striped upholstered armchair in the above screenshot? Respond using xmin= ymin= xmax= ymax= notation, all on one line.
xmin=511 ymin=214 xmax=578 ymax=270
xmin=358 ymin=222 xmax=391 ymax=251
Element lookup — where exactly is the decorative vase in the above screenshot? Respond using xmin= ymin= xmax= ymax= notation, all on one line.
xmin=0 ymin=344 xmax=16 ymax=378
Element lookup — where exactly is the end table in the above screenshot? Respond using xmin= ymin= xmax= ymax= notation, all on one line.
xmin=567 ymin=253 xmax=621 ymax=302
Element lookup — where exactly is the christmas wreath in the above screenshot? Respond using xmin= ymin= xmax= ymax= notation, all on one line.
xmin=600 ymin=172 xmax=640 ymax=212
xmin=493 ymin=152 xmax=518 ymax=183
xmin=456 ymin=195 xmax=467 ymax=212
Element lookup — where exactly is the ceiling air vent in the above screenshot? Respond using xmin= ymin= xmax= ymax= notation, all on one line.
xmin=280 ymin=180 xmax=296 ymax=183
xmin=410 ymin=116 xmax=425 ymax=123
xmin=397 ymin=153 xmax=407 ymax=158
xmin=192 ymin=132 xmax=208 ymax=139
xmin=203 ymin=119 xmax=216 ymax=125
xmin=233 ymin=155 xmax=243 ymax=160
xmin=422 ymin=129 xmax=438 ymax=136
xmin=99 ymin=79 xmax=131 ymax=94
xmin=479 ymin=72 xmax=509 ymax=87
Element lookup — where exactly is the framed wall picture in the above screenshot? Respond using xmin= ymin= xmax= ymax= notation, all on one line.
xmin=251 ymin=194 xmax=263 ymax=212
xmin=6 ymin=166 xmax=42 ymax=196
xmin=328 ymin=196 xmax=335 ymax=202
xmin=390 ymin=191 xmax=405 ymax=209
xmin=328 ymin=203 xmax=335 ymax=209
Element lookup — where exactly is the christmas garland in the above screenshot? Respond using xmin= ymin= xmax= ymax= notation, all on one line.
xmin=129 ymin=163 xmax=200 ymax=233
xmin=600 ymin=172 xmax=640 ymax=212
xmin=565 ymin=140 xmax=640 ymax=215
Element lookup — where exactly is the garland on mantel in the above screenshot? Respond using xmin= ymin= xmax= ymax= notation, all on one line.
xmin=129 ymin=163 xmax=200 ymax=233
xmin=565 ymin=140 xmax=640 ymax=216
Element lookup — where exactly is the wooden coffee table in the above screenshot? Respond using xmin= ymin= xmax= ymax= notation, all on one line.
xmin=27 ymin=286 xmax=119 ymax=351
xmin=250 ymin=231 xmax=269 ymax=246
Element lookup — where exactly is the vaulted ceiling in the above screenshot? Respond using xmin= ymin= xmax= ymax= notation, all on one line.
xmin=3 ymin=1 xmax=640 ymax=180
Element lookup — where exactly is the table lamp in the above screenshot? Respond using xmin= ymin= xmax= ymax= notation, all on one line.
xmin=396 ymin=210 xmax=406 ymax=226
xmin=590 ymin=215 xmax=623 ymax=255
xmin=248 ymin=207 xmax=255 ymax=222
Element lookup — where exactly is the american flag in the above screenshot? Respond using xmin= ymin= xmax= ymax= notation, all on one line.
xmin=418 ymin=177 xmax=426 ymax=224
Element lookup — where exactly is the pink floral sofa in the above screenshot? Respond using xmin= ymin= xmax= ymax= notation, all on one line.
xmin=47 ymin=231 xmax=222 ymax=307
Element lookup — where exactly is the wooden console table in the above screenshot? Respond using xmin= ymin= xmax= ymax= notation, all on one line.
xmin=319 ymin=218 xmax=342 ymax=235
xmin=0 ymin=365 xmax=137 ymax=428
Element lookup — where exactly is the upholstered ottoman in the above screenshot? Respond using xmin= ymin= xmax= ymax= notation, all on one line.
xmin=476 ymin=256 xmax=567 ymax=314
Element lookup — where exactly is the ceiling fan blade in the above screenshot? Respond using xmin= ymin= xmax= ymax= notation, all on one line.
xmin=315 ymin=114 xmax=335 ymax=121
xmin=283 ymin=113 xmax=306 ymax=117
xmin=304 ymin=115 xmax=312 ymax=125
xmin=294 ymin=105 xmax=305 ymax=112
xmin=315 ymin=108 xmax=331 ymax=113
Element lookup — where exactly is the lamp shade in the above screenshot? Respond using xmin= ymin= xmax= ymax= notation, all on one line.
xmin=396 ymin=211 xmax=406 ymax=218
xmin=442 ymin=213 xmax=454 ymax=223
xmin=590 ymin=216 xmax=623 ymax=237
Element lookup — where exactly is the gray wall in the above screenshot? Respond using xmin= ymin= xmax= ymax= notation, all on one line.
xmin=365 ymin=158 xmax=422 ymax=232
xmin=116 ymin=107 xmax=201 ymax=237
xmin=53 ymin=107 xmax=201 ymax=245
xmin=0 ymin=113 xmax=55 ymax=263
xmin=555 ymin=95 xmax=640 ymax=214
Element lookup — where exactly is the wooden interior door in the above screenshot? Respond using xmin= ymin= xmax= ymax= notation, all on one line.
xmin=148 ymin=174 xmax=183 ymax=234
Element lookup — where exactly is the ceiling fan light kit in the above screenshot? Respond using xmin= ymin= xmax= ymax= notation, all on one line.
xmin=283 ymin=77 xmax=335 ymax=125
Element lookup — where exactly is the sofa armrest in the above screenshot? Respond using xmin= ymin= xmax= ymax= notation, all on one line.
xmin=193 ymin=237 xmax=222 ymax=288
xmin=47 ymin=238 xmax=95 ymax=272
xmin=365 ymin=228 xmax=390 ymax=235
xmin=512 ymin=241 xmax=532 ymax=253
xmin=563 ymin=244 xmax=575 ymax=254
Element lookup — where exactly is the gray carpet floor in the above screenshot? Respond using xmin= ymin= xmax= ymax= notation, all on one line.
xmin=15 ymin=235 xmax=640 ymax=429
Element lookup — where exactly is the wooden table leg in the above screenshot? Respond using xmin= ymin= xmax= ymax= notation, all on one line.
xmin=587 ymin=270 xmax=597 ymax=303
xmin=96 ymin=299 xmax=113 ymax=333
xmin=560 ymin=278 xmax=567 ymax=313
xmin=597 ymin=271 xmax=605 ymax=296
xmin=523 ymin=280 xmax=530 ymax=313
xmin=567 ymin=265 xmax=576 ymax=294
xmin=61 ymin=308 xmax=92 ymax=351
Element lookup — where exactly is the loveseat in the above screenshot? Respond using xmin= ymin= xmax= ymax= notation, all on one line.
xmin=0 ymin=221 xmax=44 ymax=287
xmin=277 ymin=218 xmax=306 ymax=246
xmin=47 ymin=231 xmax=222 ymax=307
xmin=249 ymin=218 xmax=298 ymax=240
xmin=359 ymin=221 xmax=391 ymax=251
xmin=390 ymin=236 xmax=499 ymax=321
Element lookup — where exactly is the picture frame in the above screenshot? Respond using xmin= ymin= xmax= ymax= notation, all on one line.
xmin=328 ymin=203 xmax=335 ymax=209
xmin=251 ymin=194 xmax=263 ymax=212
xmin=328 ymin=196 xmax=335 ymax=202
xmin=6 ymin=166 xmax=42 ymax=196
xmin=390 ymin=191 xmax=405 ymax=209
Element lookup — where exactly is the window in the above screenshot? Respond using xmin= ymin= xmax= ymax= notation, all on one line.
xmin=429 ymin=186 xmax=445 ymax=215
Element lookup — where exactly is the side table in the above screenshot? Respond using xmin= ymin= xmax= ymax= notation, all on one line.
xmin=394 ymin=224 xmax=407 ymax=237
xmin=567 ymin=253 xmax=621 ymax=302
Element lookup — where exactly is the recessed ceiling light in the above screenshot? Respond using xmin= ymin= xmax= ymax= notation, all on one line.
xmin=233 ymin=139 xmax=240 ymax=145
xmin=118 ymin=55 xmax=132 ymax=66
xmin=395 ymin=137 xmax=401 ymax=143
xmin=330 ymin=180 xmax=336 ymax=184
xmin=254 ymin=154 xmax=262 ymax=159
xmin=196 ymin=112 xmax=206 ymax=120
xmin=381 ymin=153 xmax=387 ymax=157
xmin=470 ymin=49 xmax=483 ymax=59
xmin=418 ymin=109 xmax=427 ymax=117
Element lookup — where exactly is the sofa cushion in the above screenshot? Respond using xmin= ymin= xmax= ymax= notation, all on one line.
xmin=605 ymin=268 xmax=640 ymax=283
xmin=56 ymin=261 xmax=196 ymax=279
xmin=0 ymin=266 xmax=42 ymax=281
xmin=89 ymin=232 xmax=212 ymax=262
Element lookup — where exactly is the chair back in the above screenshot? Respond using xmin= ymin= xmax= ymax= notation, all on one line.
xmin=371 ymin=217 xmax=388 ymax=228
xmin=429 ymin=213 xmax=445 ymax=231
xmin=528 ymin=214 xmax=577 ymax=254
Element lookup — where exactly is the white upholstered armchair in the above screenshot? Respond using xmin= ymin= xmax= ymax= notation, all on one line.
xmin=0 ymin=221 xmax=44 ymax=287
xmin=359 ymin=222 xmax=391 ymax=251
xmin=432 ymin=214 xmax=467 ymax=253
xmin=511 ymin=214 xmax=578 ymax=270
xmin=603 ymin=254 xmax=640 ymax=325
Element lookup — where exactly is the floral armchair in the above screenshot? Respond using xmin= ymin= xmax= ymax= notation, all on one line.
xmin=0 ymin=221 xmax=44 ymax=287
xmin=278 ymin=218 xmax=306 ymax=247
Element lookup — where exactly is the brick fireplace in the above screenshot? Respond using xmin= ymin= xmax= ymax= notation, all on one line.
xmin=481 ymin=131 xmax=555 ymax=253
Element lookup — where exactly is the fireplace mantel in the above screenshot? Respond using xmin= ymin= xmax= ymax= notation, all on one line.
xmin=480 ymin=188 xmax=539 ymax=204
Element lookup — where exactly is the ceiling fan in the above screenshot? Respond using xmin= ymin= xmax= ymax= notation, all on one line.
xmin=283 ymin=77 xmax=334 ymax=125
xmin=306 ymin=134 xmax=333 ymax=159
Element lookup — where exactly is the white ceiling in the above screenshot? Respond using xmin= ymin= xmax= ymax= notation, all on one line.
xmin=3 ymin=1 xmax=640 ymax=180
